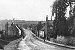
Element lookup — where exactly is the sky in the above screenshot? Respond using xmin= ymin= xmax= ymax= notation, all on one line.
xmin=0 ymin=0 xmax=55 ymax=21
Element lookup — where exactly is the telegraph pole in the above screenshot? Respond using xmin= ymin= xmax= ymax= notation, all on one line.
xmin=5 ymin=22 xmax=8 ymax=37
xmin=45 ymin=15 xmax=48 ymax=40
xmin=69 ymin=0 xmax=72 ymax=17
xmin=50 ymin=6 xmax=52 ymax=21
xmin=51 ymin=16 xmax=52 ymax=21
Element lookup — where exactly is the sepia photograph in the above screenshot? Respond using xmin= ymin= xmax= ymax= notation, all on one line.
xmin=0 ymin=0 xmax=75 ymax=50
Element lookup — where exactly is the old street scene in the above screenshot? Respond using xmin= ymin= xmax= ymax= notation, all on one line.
xmin=1 ymin=0 xmax=75 ymax=50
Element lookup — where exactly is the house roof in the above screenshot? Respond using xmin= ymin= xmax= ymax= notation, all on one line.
xmin=41 ymin=20 xmax=53 ymax=31
xmin=41 ymin=26 xmax=46 ymax=31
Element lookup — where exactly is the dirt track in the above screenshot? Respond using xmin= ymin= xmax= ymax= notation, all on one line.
xmin=18 ymin=29 xmax=75 ymax=50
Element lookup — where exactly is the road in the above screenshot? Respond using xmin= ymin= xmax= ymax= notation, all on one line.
xmin=18 ymin=28 xmax=75 ymax=50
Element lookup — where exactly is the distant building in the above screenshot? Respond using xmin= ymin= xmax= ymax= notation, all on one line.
xmin=39 ymin=16 xmax=53 ymax=39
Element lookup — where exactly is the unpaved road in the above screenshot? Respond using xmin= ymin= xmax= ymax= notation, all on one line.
xmin=18 ymin=28 xmax=75 ymax=50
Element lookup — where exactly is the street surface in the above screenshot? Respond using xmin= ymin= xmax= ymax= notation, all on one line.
xmin=18 ymin=28 xmax=75 ymax=50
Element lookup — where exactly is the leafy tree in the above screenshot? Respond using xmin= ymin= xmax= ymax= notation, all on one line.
xmin=52 ymin=0 xmax=71 ymax=36
xmin=68 ymin=5 xmax=75 ymax=36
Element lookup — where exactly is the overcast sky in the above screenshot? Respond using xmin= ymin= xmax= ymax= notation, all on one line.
xmin=0 ymin=0 xmax=55 ymax=21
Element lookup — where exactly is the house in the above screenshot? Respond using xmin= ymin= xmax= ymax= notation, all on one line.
xmin=7 ymin=25 xmax=18 ymax=36
xmin=5 ymin=22 xmax=19 ymax=37
xmin=0 ymin=31 xmax=3 ymax=38
xmin=39 ymin=16 xmax=53 ymax=39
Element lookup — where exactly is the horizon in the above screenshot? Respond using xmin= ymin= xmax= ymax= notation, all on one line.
xmin=0 ymin=19 xmax=53 ymax=21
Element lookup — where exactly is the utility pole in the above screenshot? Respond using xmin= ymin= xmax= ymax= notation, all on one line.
xmin=50 ymin=6 xmax=53 ymax=21
xmin=69 ymin=0 xmax=72 ymax=17
xmin=56 ymin=0 xmax=58 ymax=20
xmin=5 ymin=22 xmax=8 ymax=37
xmin=51 ymin=16 xmax=52 ymax=21
xmin=45 ymin=15 xmax=48 ymax=40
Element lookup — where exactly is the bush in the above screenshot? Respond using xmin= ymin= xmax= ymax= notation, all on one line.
xmin=55 ymin=35 xmax=68 ymax=45
xmin=55 ymin=36 xmax=75 ymax=46
xmin=67 ymin=37 xmax=75 ymax=46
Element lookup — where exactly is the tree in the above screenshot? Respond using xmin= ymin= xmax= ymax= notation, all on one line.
xmin=68 ymin=5 xmax=75 ymax=36
xmin=52 ymin=0 xmax=70 ymax=36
